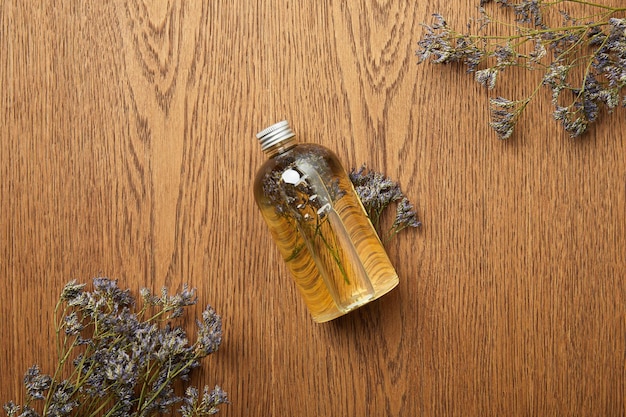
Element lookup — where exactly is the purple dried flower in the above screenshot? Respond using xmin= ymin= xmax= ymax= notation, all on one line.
xmin=181 ymin=385 xmax=228 ymax=417
xmin=476 ymin=68 xmax=498 ymax=89
xmin=416 ymin=14 xmax=485 ymax=70
xmin=417 ymin=1 xmax=626 ymax=139
xmin=350 ymin=165 xmax=420 ymax=242
xmin=494 ymin=43 xmax=517 ymax=66
xmin=3 ymin=402 xmax=19 ymax=417
xmin=393 ymin=198 xmax=421 ymax=230
xmin=46 ymin=381 xmax=78 ymax=417
xmin=349 ymin=165 xmax=403 ymax=226
xmin=488 ymin=97 xmax=528 ymax=140
xmin=553 ymin=105 xmax=589 ymax=137
xmin=63 ymin=312 xmax=83 ymax=336
xmin=16 ymin=406 xmax=39 ymax=417
xmin=196 ymin=305 xmax=223 ymax=356
xmin=23 ymin=366 xmax=51 ymax=401
xmin=59 ymin=280 xmax=86 ymax=304
xmin=157 ymin=284 xmax=198 ymax=318
xmin=93 ymin=277 xmax=134 ymax=309
xmin=5 ymin=279 xmax=227 ymax=416
xmin=511 ymin=0 xmax=543 ymax=26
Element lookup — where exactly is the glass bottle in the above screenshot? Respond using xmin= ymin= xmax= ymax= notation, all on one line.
xmin=253 ymin=120 xmax=399 ymax=322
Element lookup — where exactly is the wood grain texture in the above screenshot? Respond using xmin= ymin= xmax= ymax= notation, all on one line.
xmin=1 ymin=1 xmax=624 ymax=416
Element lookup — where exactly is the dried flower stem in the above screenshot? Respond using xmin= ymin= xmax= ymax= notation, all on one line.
xmin=4 ymin=278 xmax=227 ymax=417
xmin=417 ymin=0 xmax=626 ymax=139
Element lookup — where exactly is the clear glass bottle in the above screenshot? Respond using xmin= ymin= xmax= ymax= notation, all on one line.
xmin=253 ymin=120 xmax=399 ymax=322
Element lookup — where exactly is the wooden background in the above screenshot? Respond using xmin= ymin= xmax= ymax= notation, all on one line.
xmin=1 ymin=1 xmax=625 ymax=416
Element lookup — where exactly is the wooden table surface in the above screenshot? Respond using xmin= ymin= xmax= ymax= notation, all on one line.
xmin=1 ymin=1 xmax=625 ymax=416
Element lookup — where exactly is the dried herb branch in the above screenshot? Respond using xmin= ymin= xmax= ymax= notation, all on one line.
xmin=350 ymin=165 xmax=421 ymax=243
xmin=417 ymin=0 xmax=626 ymax=139
xmin=3 ymin=278 xmax=228 ymax=417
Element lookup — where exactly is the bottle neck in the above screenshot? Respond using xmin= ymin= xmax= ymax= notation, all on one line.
xmin=263 ymin=136 xmax=298 ymax=158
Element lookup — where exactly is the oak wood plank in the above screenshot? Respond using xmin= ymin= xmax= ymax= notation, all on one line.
xmin=1 ymin=1 xmax=624 ymax=416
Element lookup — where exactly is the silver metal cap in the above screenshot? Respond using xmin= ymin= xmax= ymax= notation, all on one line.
xmin=256 ymin=120 xmax=295 ymax=151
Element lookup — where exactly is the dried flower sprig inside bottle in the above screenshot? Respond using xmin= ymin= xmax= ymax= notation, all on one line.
xmin=263 ymin=159 xmax=351 ymax=283
xmin=3 ymin=278 xmax=227 ymax=417
xmin=416 ymin=0 xmax=626 ymax=139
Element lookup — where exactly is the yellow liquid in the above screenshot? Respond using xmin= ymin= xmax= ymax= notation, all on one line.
xmin=254 ymin=144 xmax=398 ymax=322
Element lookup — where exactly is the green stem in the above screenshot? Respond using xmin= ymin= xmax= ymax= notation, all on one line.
xmin=43 ymin=302 xmax=85 ymax=415
xmin=549 ymin=0 xmax=625 ymax=12
xmin=383 ymin=230 xmax=398 ymax=245
xmin=315 ymin=217 xmax=350 ymax=285
xmin=137 ymin=358 xmax=160 ymax=412
xmin=463 ymin=21 xmax=609 ymax=43
xmin=84 ymin=395 xmax=116 ymax=417
xmin=138 ymin=354 xmax=200 ymax=414
xmin=570 ymin=23 xmax=612 ymax=105
xmin=285 ymin=243 xmax=305 ymax=261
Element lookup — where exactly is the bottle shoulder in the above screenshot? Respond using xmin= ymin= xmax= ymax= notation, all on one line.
xmin=257 ymin=142 xmax=335 ymax=171
xmin=254 ymin=143 xmax=344 ymax=200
